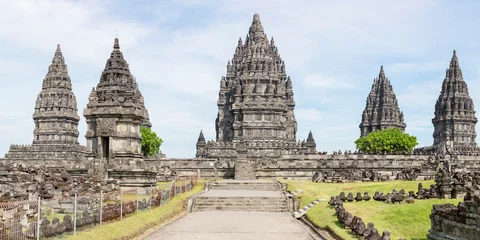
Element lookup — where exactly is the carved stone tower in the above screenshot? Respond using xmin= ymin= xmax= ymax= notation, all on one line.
xmin=432 ymin=50 xmax=478 ymax=153
xmin=33 ymin=44 xmax=80 ymax=145
xmin=305 ymin=130 xmax=317 ymax=153
xmin=6 ymin=44 xmax=85 ymax=162
xmin=215 ymin=13 xmax=297 ymax=149
xmin=360 ymin=66 xmax=406 ymax=137
xmin=195 ymin=130 xmax=206 ymax=158
xmin=84 ymin=38 xmax=151 ymax=164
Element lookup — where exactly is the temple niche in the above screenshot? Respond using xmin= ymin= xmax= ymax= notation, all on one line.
xmin=83 ymin=38 xmax=154 ymax=186
xmin=359 ymin=66 xmax=406 ymax=137
xmin=197 ymin=13 xmax=311 ymax=161
xmin=431 ymin=51 xmax=478 ymax=154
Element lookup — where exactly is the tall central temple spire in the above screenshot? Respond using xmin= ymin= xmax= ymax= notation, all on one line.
xmin=360 ymin=66 xmax=406 ymax=136
xmin=214 ymin=13 xmax=297 ymax=146
xmin=196 ymin=14 xmax=300 ymax=160
xmin=432 ymin=50 xmax=478 ymax=153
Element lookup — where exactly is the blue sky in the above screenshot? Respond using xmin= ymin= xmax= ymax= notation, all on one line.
xmin=1 ymin=0 xmax=480 ymax=158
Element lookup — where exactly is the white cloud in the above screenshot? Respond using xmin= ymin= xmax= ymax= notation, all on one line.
xmin=397 ymin=80 xmax=441 ymax=110
xmin=1 ymin=0 xmax=480 ymax=157
xmin=295 ymin=109 xmax=323 ymax=122
xmin=388 ymin=62 xmax=446 ymax=73
xmin=302 ymin=74 xmax=353 ymax=89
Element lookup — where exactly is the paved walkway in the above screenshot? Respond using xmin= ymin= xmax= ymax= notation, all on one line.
xmin=147 ymin=181 xmax=314 ymax=240
xmin=147 ymin=211 xmax=313 ymax=240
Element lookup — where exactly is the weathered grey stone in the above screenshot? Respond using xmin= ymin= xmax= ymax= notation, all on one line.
xmin=83 ymin=38 xmax=155 ymax=186
xmin=359 ymin=65 xmax=406 ymax=137
xmin=195 ymin=13 xmax=316 ymax=165
xmin=419 ymin=51 xmax=479 ymax=155
xmin=4 ymin=45 xmax=86 ymax=162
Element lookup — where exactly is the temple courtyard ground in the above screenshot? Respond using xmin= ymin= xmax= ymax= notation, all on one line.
xmin=147 ymin=211 xmax=313 ymax=240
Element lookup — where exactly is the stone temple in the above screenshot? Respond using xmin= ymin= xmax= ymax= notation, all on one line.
xmin=415 ymin=51 xmax=479 ymax=154
xmin=3 ymin=13 xmax=480 ymax=186
xmin=431 ymin=50 xmax=478 ymax=153
xmin=359 ymin=66 xmax=406 ymax=137
xmin=5 ymin=44 xmax=85 ymax=162
xmin=196 ymin=13 xmax=315 ymax=163
xmin=83 ymin=38 xmax=154 ymax=186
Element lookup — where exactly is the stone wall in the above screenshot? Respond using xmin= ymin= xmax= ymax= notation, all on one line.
xmin=5 ymin=152 xmax=480 ymax=182
xmin=145 ymin=154 xmax=480 ymax=180
xmin=5 ymin=144 xmax=86 ymax=162
xmin=428 ymin=195 xmax=480 ymax=240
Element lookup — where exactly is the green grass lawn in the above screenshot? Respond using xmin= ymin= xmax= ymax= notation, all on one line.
xmin=66 ymin=180 xmax=206 ymax=240
xmin=282 ymin=180 xmax=460 ymax=240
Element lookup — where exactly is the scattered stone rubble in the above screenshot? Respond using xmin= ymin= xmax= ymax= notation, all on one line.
xmin=428 ymin=193 xmax=480 ymax=240
xmin=312 ymin=170 xmax=390 ymax=183
xmin=332 ymin=198 xmax=391 ymax=239
xmin=0 ymin=162 xmax=117 ymax=202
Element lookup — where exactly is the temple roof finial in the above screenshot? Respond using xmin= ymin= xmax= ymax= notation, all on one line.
xmin=249 ymin=13 xmax=266 ymax=42
xmin=197 ymin=130 xmax=206 ymax=145
xmin=379 ymin=65 xmax=385 ymax=78
xmin=114 ymin=38 xmax=120 ymax=50
xmin=450 ymin=50 xmax=459 ymax=69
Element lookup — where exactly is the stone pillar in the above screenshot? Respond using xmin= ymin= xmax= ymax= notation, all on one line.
xmin=234 ymin=139 xmax=256 ymax=180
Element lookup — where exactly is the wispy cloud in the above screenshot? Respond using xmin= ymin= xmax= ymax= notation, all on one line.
xmin=295 ymin=109 xmax=323 ymax=122
xmin=302 ymin=74 xmax=353 ymax=89
xmin=1 ymin=0 xmax=480 ymax=157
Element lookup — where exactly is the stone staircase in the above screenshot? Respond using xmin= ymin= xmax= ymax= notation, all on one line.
xmin=193 ymin=196 xmax=288 ymax=212
xmin=209 ymin=180 xmax=281 ymax=191
xmin=192 ymin=180 xmax=288 ymax=212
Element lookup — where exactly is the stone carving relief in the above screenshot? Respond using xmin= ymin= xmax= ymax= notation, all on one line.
xmin=96 ymin=119 xmax=116 ymax=136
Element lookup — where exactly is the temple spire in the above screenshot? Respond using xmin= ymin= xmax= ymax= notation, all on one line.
xmin=306 ymin=130 xmax=317 ymax=153
xmin=34 ymin=45 xmax=80 ymax=145
xmin=84 ymin=37 xmax=152 ymax=161
xmin=197 ymin=130 xmax=206 ymax=144
xmin=212 ymin=13 xmax=297 ymax=154
xmin=360 ymin=66 xmax=406 ymax=137
xmin=432 ymin=50 xmax=477 ymax=153
xmin=195 ymin=130 xmax=207 ymax=157
xmin=249 ymin=13 xmax=267 ymax=43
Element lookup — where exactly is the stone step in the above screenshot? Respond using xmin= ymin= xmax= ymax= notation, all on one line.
xmin=194 ymin=197 xmax=286 ymax=201
xmin=194 ymin=201 xmax=286 ymax=206
xmin=194 ymin=200 xmax=287 ymax=204
xmin=193 ymin=206 xmax=288 ymax=212
xmin=210 ymin=181 xmax=280 ymax=191
xmin=193 ymin=194 xmax=288 ymax=212
xmin=211 ymin=186 xmax=279 ymax=191
xmin=195 ymin=202 xmax=287 ymax=206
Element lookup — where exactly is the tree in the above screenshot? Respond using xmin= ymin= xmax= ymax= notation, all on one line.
xmin=140 ymin=126 xmax=163 ymax=157
xmin=354 ymin=128 xmax=418 ymax=154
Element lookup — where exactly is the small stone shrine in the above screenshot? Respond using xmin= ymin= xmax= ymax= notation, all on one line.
xmin=83 ymin=38 xmax=155 ymax=187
